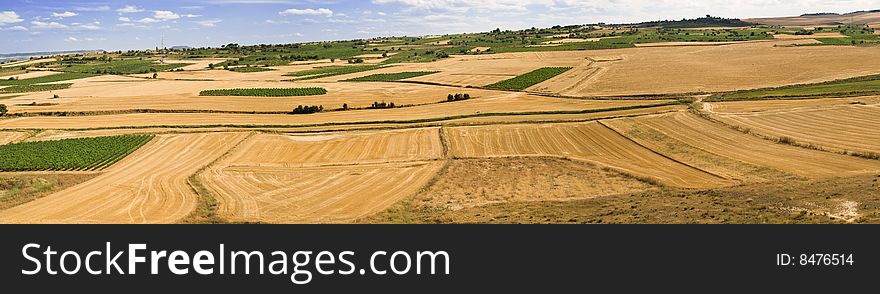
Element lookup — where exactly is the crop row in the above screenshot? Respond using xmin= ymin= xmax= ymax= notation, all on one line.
xmin=284 ymin=65 xmax=384 ymax=81
xmin=0 ymin=73 xmax=97 ymax=86
xmin=0 ymin=135 xmax=155 ymax=171
xmin=343 ymin=71 xmax=438 ymax=82
xmin=0 ymin=83 xmax=72 ymax=94
xmin=199 ymin=87 xmax=328 ymax=97
xmin=60 ymin=59 xmax=189 ymax=74
xmin=485 ymin=67 xmax=572 ymax=91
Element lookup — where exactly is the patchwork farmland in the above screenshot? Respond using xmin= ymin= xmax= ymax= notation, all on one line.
xmin=2 ymin=12 xmax=880 ymax=224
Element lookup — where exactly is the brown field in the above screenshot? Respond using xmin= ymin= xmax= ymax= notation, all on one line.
xmin=0 ymin=131 xmax=29 ymax=144
xmin=714 ymin=104 xmax=880 ymax=154
xmin=0 ymin=95 xmax=672 ymax=129
xmin=408 ymin=157 xmax=656 ymax=211
xmin=445 ymin=122 xmax=731 ymax=188
xmin=708 ymin=96 xmax=880 ymax=113
xmin=541 ymin=40 xmax=880 ymax=96
xmin=0 ymin=133 xmax=248 ymax=224
xmin=603 ymin=112 xmax=880 ymax=179
xmin=201 ymin=129 xmax=444 ymax=223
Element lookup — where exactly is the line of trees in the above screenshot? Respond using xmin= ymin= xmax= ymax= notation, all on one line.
xmin=291 ymin=105 xmax=324 ymax=114
xmin=369 ymin=101 xmax=396 ymax=109
xmin=446 ymin=93 xmax=471 ymax=102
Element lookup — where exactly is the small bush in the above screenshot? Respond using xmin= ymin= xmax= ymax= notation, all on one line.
xmin=0 ymin=104 xmax=6 ymax=116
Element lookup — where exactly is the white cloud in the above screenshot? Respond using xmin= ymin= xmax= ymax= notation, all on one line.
xmin=137 ymin=18 xmax=159 ymax=23
xmin=52 ymin=11 xmax=79 ymax=18
xmin=0 ymin=11 xmax=24 ymax=24
xmin=65 ymin=36 xmax=79 ymax=42
xmin=75 ymin=22 xmax=102 ymax=30
xmin=265 ymin=19 xmax=290 ymax=24
xmin=75 ymin=6 xmax=111 ymax=12
xmin=3 ymin=25 xmax=27 ymax=31
xmin=31 ymin=21 xmax=68 ymax=29
xmin=117 ymin=6 xmax=144 ymax=14
xmin=279 ymin=8 xmax=333 ymax=17
xmin=184 ymin=14 xmax=202 ymax=18
xmin=154 ymin=10 xmax=181 ymax=20
xmin=195 ymin=19 xmax=223 ymax=27
xmin=118 ymin=17 xmax=131 ymax=22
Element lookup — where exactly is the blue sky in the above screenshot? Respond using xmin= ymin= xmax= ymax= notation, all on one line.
xmin=0 ymin=0 xmax=876 ymax=53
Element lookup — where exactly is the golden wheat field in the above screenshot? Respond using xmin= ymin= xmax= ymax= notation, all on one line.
xmin=1 ymin=11 xmax=880 ymax=224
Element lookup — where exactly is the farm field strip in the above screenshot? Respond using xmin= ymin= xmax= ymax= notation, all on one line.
xmin=0 ymin=135 xmax=153 ymax=172
xmin=205 ymin=161 xmax=444 ymax=223
xmin=0 ymin=83 xmax=71 ymax=93
xmin=0 ymin=133 xmax=249 ymax=224
xmin=0 ymin=131 xmax=30 ymax=145
xmin=485 ymin=67 xmax=572 ymax=91
xmin=343 ymin=71 xmax=439 ymax=82
xmin=444 ymin=122 xmax=731 ymax=188
xmin=601 ymin=118 xmax=792 ymax=183
xmin=201 ymin=128 xmax=445 ymax=223
xmin=0 ymin=73 xmax=97 ymax=86
xmin=714 ymin=105 xmax=880 ymax=153
xmin=620 ymin=112 xmax=880 ymax=177
xmin=221 ymin=128 xmax=443 ymax=167
xmin=708 ymin=96 xmax=880 ymax=113
xmin=199 ymin=87 xmax=327 ymax=97
xmin=0 ymin=98 xmax=676 ymax=130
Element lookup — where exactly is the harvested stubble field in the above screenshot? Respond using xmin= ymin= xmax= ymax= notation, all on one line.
xmin=713 ymin=104 xmax=880 ymax=154
xmin=603 ymin=112 xmax=880 ymax=179
xmin=0 ymin=133 xmax=249 ymax=224
xmin=201 ymin=129 xmax=444 ymax=223
xmin=0 ymin=96 xmax=673 ymax=129
xmin=444 ymin=122 xmax=731 ymax=188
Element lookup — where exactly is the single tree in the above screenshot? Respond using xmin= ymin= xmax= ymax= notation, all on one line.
xmin=0 ymin=104 xmax=7 ymax=116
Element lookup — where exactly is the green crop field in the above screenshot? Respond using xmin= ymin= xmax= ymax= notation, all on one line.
xmin=199 ymin=87 xmax=328 ymax=97
xmin=0 ymin=73 xmax=97 ymax=86
xmin=284 ymin=65 xmax=385 ymax=81
xmin=228 ymin=67 xmax=276 ymax=73
xmin=60 ymin=59 xmax=189 ymax=74
xmin=343 ymin=71 xmax=438 ymax=82
xmin=485 ymin=67 xmax=572 ymax=91
xmin=713 ymin=74 xmax=880 ymax=101
xmin=0 ymin=83 xmax=72 ymax=93
xmin=0 ymin=135 xmax=154 ymax=171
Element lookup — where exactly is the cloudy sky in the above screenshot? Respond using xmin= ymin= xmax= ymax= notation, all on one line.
xmin=0 ymin=0 xmax=876 ymax=53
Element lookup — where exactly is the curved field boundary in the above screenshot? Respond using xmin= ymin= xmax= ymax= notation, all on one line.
xmin=714 ymin=105 xmax=880 ymax=154
xmin=624 ymin=112 xmax=880 ymax=177
xmin=444 ymin=122 xmax=731 ymax=188
xmin=0 ymin=133 xmax=249 ymax=224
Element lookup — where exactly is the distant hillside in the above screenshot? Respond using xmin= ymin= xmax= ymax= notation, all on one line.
xmin=746 ymin=10 xmax=880 ymax=26
xmin=0 ymin=50 xmax=104 ymax=63
xmin=629 ymin=15 xmax=755 ymax=28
